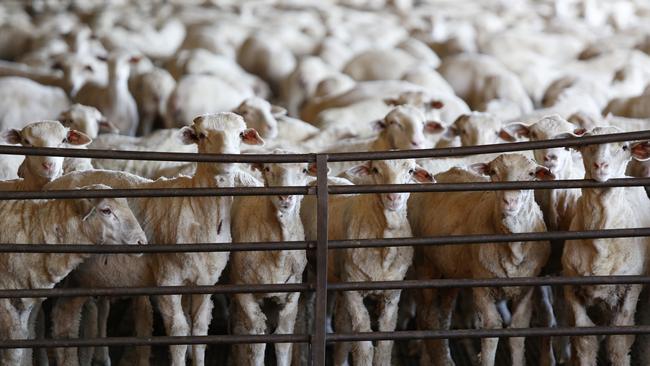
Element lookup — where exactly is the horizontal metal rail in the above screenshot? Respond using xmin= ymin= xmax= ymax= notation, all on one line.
xmin=1 ymin=326 xmax=649 ymax=349
xmin=1 ymin=227 xmax=648 ymax=253
xmin=0 ymin=129 xmax=648 ymax=162
xmin=2 ymin=275 xmax=649 ymax=299
xmin=2 ymin=178 xmax=649 ymax=199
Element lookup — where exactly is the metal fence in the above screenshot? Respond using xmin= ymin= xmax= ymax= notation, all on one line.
xmin=1 ymin=129 xmax=650 ymax=365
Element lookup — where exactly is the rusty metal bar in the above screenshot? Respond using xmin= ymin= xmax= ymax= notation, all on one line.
xmin=326 ymin=326 xmax=650 ymax=342
xmin=312 ymin=154 xmax=329 ymax=366
xmin=1 ymin=275 xmax=649 ymax=299
xmin=1 ymin=130 xmax=648 ymax=162
xmin=1 ymin=227 xmax=648 ymax=253
xmin=0 ymin=334 xmax=310 ymax=349
xmin=0 ymin=186 xmax=315 ymax=200
xmin=2 ymin=178 xmax=649 ymax=200
xmin=2 ymin=326 xmax=650 ymax=350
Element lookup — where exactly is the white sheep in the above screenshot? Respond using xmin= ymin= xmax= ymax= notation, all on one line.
xmin=303 ymin=159 xmax=433 ymax=366
xmin=46 ymin=112 xmax=264 ymax=366
xmin=128 ymin=67 xmax=176 ymax=136
xmin=1 ymin=120 xmax=91 ymax=190
xmin=237 ymin=33 xmax=296 ymax=95
xmin=74 ymin=53 xmax=140 ymax=135
xmin=560 ymin=127 xmax=650 ymax=366
xmin=499 ymin=115 xmax=585 ymax=231
xmin=408 ymin=154 xmax=553 ymax=366
xmin=230 ymin=152 xmax=313 ymax=366
xmin=0 ymin=184 xmax=146 ymax=366
xmin=0 ymin=76 xmax=70 ymax=130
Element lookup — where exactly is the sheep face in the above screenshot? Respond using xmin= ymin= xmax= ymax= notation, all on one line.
xmin=501 ymin=115 xmax=584 ymax=174
xmin=179 ymin=112 xmax=264 ymax=173
xmin=256 ymin=161 xmax=313 ymax=214
xmin=572 ymin=127 xmax=650 ymax=182
xmin=59 ymin=104 xmax=116 ymax=139
xmin=471 ymin=154 xmax=555 ymax=216
xmin=347 ymin=159 xmax=434 ymax=212
xmin=2 ymin=121 xmax=91 ymax=180
xmin=379 ymin=106 xmax=444 ymax=150
xmin=76 ymin=186 xmax=147 ymax=246
xmin=444 ymin=112 xmax=501 ymax=146
xmin=234 ymin=97 xmax=285 ymax=139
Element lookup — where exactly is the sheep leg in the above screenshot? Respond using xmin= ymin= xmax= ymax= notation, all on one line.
xmin=509 ymin=288 xmax=534 ymax=366
xmin=232 ymin=293 xmax=266 ymax=366
xmin=275 ymin=292 xmax=300 ymax=366
xmin=418 ymin=287 xmax=458 ymax=366
xmin=190 ymin=294 xmax=214 ymax=366
xmin=333 ymin=293 xmax=352 ymax=366
xmin=606 ymin=284 xmax=642 ymax=366
xmin=133 ymin=296 xmax=153 ymax=366
xmin=92 ymin=298 xmax=111 ymax=366
xmin=374 ymin=290 xmax=401 ymax=366
xmin=342 ymin=291 xmax=373 ymax=366
xmin=473 ymin=287 xmax=501 ymax=366
xmin=52 ymin=296 xmax=90 ymax=366
xmin=564 ymin=286 xmax=597 ymax=366
xmin=156 ymin=294 xmax=190 ymax=366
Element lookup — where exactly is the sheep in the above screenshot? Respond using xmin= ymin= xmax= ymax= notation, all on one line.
xmin=74 ymin=52 xmax=140 ymax=135
xmin=408 ymin=154 xmax=553 ymax=366
xmin=0 ymin=76 xmax=70 ymax=130
xmin=46 ymin=112 xmax=264 ymax=366
xmin=435 ymin=112 xmax=504 ymax=148
xmin=0 ymin=184 xmax=147 ymax=366
xmin=560 ymin=127 xmax=650 ymax=366
xmin=281 ymin=56 xmax=340 ymax=116
xmin=233 ymin=97 xmax=319 ymax=143
xmin=499 ymin=115 xmax=586 ymax=231
xmin=230 ymin=152 xmax=313 ymax=366
xmin=128 ymin=67 xmax=176 ymax=136
xmin=237 ymin=33 xmax=296 ymax=95
xmin=1 ymin=120 xmax=91 ymax=190
xmin=302 ymin=159 xmax=433 ymax=366
xmin=58 ymin=103 xmax=118 ymax=139
xmin=165 ymin=74 xmax=254 ymax=128
xmin=604 ymin=92 xmax=650 ymax=119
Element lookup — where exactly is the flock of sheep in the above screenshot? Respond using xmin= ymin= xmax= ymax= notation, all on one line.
xmin=0 ymin=0 xmax=650 ymax=365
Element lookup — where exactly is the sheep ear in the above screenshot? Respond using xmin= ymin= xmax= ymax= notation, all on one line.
xmin=429 ymin=100 xmax=444 ymax=109
xmin=469 ymin=163 xmax=491 ymax=176
xmin=306 ymin=162 xmax=328 ymax=177
xmin=179 ymin=126 xmax=198 ymax=144
xmin=372 ymin=120 xmax=387 ymax=131
xmin=129 ymin=55 xmax=142 ymax=64
xmin=631 ymin=141 xmax=650 ymax=161
xmin=241 ymin=128 xmax=264 ymax=145
xmin=98 ymin=119 xmax=119 ymax=134
xmin=346 ymin=162 xmax=372 ymax=177
xmin=499 ymin=122 xmax=530 ymax=142
xmin=535 ymin=166 xmax=555 ymax=181
xmin=424 ymin=121 xmax=445 ymax=134
xmin=66 ymin=130 xmax=92 ymax=145
xmin=412 ymin=166 xmax=435 ymax=183
xmin=2 ymin=129 xmax=21 ymax=144
xmin=270 ymin=105 xmax=287 ymax=118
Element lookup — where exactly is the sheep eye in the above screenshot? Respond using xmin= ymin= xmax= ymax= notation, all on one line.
xmin=461 ymin=129 xmax=466 ymax=134
xmin=564 ymin=147 xmax=570 ymax=151
xmin=408 ymin=169 xmax=414 ymax=174
xmin=372 ymin=167 xmax=379 ymax=174
xmin=622 ymin=145 xmax=628 ymax=151
xmin=100 ymin=208 xmax=112 ymax=215
xmin=529 ymin=172 xmax=534 ymax=177
xmin=489 ymin=169 xmax=496 ymax=175
xmin=302 ymin=168 xmax=308 ymax=174
xmin=62 ymin=138 xmax=67 ymax=143
xmin=264 ymin=167 xmax=270 ymax=172
xmin=23 ymin=139 xmax=31 ymax=146
xmin=199 ymin=133 xmax=206 ymax=139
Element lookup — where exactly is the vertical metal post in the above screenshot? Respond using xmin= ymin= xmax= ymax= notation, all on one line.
xmin=312 ymin=154 xmax=328 ymax=366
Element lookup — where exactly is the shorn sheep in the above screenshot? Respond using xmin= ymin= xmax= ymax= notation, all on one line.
xmin=0 ymin=184 xmax=146 ymax=366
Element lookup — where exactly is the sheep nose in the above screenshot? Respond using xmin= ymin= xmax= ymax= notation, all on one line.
xmin=543 ymin=154 xmax=556 ymax=162
xmin=387 ymin=193 xmax=399 ymax=202
xmin=411 ymin=140 xmax=421 ymax=147
xmin=42 ymin=162 xmax=53 ymax=170
xmin=593 ymin=162 xmax=609 ymax=169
